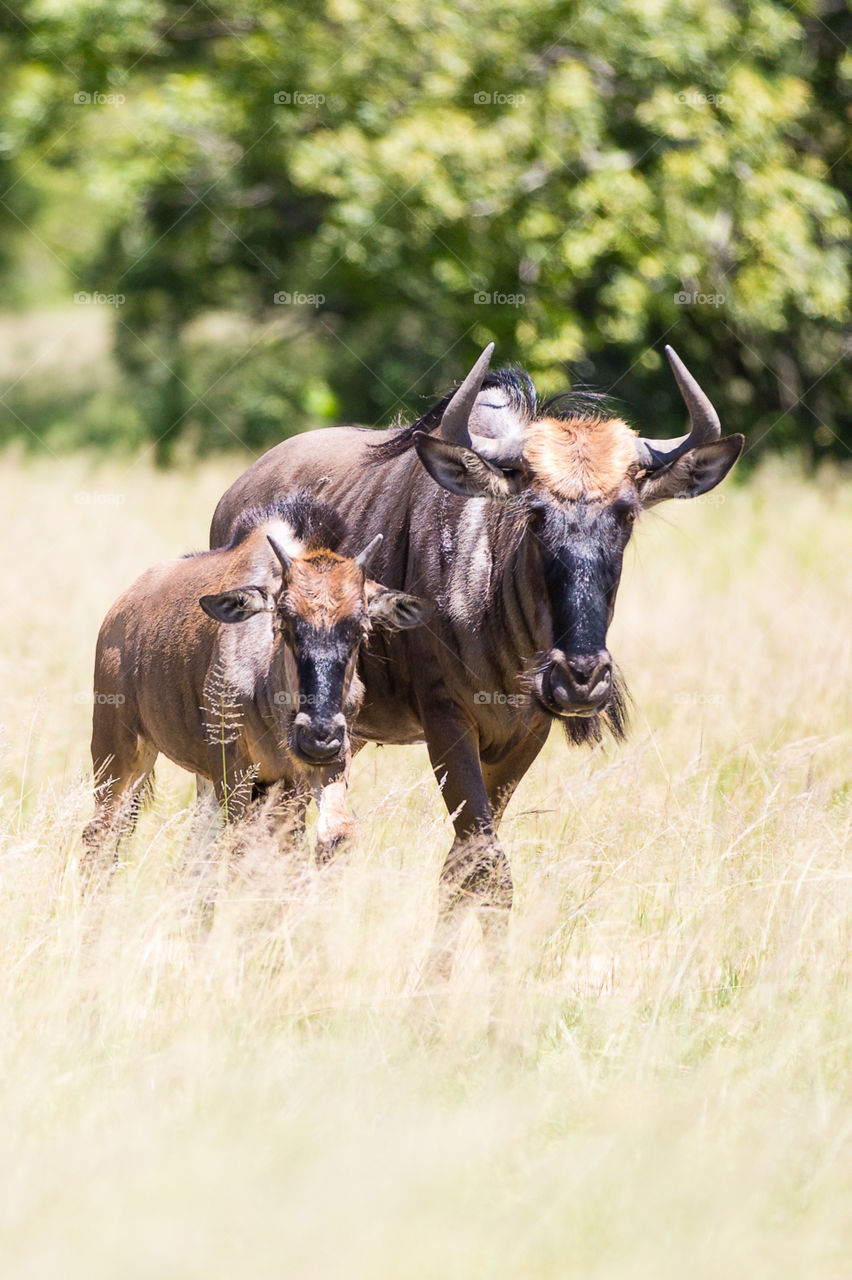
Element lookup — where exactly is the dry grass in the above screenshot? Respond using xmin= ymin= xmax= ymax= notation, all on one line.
xmin=0 ymin=451 xmax=850 ymax=1278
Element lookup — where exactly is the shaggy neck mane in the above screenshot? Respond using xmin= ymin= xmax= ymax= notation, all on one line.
xmin=369 ymin=367 xmax=623 ymax=462
xmin=225 ymin=489 xmax=346 ymax=552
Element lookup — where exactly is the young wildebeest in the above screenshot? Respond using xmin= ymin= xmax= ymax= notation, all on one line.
xmin=83 ymin=491 xmax=431 ymax=861
xmin=209 ymin=346 xmax=744 ymax=913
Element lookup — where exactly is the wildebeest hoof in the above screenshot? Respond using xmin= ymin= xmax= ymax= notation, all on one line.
xmin=315 ymin=833 xmax=351 ymax=866
xmin=440 ymin=842 xmax=513 ymax=915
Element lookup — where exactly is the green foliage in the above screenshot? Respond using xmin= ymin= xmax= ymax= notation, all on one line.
xmin=0 ymin=0 xmax=849 ymax=458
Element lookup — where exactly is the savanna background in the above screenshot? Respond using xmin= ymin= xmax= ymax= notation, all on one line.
xmin=0 ymin=2 xmax=850 ymax=1276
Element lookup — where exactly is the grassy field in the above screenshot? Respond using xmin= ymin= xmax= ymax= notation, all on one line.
xmin=0 ymin=450 xmax=850 ymax=1278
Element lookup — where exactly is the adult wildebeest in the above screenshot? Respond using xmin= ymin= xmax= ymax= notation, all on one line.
xmin=83 ymin=490 xmax=431 ymax=860
xmin=209 ymin=346 xmax=743 ymax=910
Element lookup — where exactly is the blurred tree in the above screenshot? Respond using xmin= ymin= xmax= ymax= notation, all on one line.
xmin=0 ymin=0 xmax=848 ymax=458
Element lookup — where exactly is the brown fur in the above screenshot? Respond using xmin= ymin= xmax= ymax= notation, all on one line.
xmin=523 ymin=414 xmax=640 ymax=502
xmin=284 ymin=551 xmax=366 ymax=628
xmin=521 ymin=417 xmax=639 ymax=501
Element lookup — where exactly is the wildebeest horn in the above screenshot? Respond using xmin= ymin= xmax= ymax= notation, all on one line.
xmin=636 ymin=345 xmax=722 ymax=468
xmin=471 ymin=432 xmax=527 ymax=468
xmin=437 ymin=342 xmax=526 ymax=468
xmin=439 ymin=343 xmax=494 ymax=447
xmin=355 ymin=533 xmax=383 ymax=571
xmin=267 ymin=533 xmax=293 ymax=573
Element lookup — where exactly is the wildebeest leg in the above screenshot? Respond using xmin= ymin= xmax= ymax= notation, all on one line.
xmin=314 ymin=739 xmax=364 ymax=865
xmin=83 ymin=727 xmax=158 ymax=867
xmin=422 ymin=712 xmax=513 ymax=913
xmin=188 ymin=758 xmax=256 ymax=907
xmin=254 ymin=779 xmax=309 ymax=851
xmin=481 ymin=725 xmax=550 ymax=830
xmin=207 ymin=746 xmax=256 ymax=830
xmin=417 ymin=712 xmax=512 ymax=988
xmin=470 ymin=729 xmax=552 ymax=965
xmin=185 ymin=776 xmax=223 ymax=873
xmin=194 ymin=775 xmax=220 ymax=830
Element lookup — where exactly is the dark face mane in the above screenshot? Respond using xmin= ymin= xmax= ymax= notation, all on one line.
xmin=369 ymin=368 xmax=620 ymax=462
xmin=227 ymin=489 xmax=346 ymax=552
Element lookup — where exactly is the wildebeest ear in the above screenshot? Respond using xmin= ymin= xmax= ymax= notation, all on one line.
xmin=199 ymin=587 xmax=274 ymax=624
xmin=638 ymin=436 xmax=744 ymax=509
xmin=367 ymin=586 xmax=435 ymax=630
xmin=413 ymin=432 xmax=520 ymax=501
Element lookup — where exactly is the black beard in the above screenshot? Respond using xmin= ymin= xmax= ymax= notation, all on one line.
xmin=558 ymin=669 xmax=631 ymax=747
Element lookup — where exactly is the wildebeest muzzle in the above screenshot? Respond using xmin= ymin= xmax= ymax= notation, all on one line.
xmin=535 ymin=649 xmax=613 ymax=718
xmin=290 ymin=711 xmax=347 ymax=766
